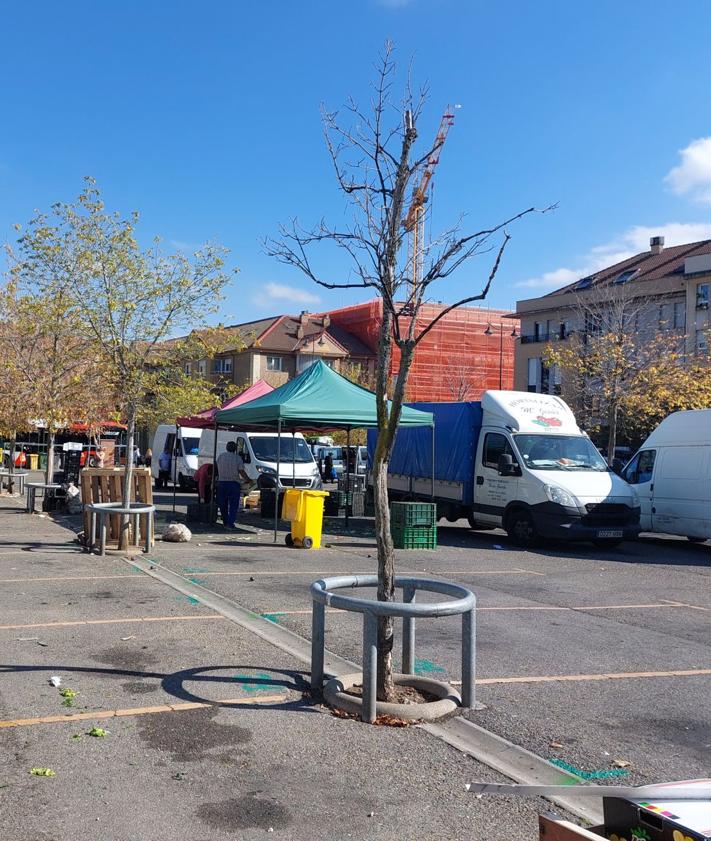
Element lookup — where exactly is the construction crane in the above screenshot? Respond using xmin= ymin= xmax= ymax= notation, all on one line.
xmin=402 ymin=106 xmax=456 ymax=301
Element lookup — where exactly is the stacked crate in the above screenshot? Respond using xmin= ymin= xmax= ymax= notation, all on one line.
xmin=390 ymin=501 xmax=437 ymax=549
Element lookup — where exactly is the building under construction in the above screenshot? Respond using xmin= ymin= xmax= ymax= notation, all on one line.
xmin=327 ymin=300 xmax=517 ymax=402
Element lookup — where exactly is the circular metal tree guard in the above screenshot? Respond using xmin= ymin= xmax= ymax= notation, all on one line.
xmin=310 ymin=574 xmax=476 ymax=723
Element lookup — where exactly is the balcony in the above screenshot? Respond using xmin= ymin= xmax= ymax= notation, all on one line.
xmin=520 ymin=331 xmax=569 ymax=344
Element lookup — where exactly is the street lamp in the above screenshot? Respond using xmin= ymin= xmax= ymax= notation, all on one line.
xmin=484 ymin=322 xmax=518 ymax=389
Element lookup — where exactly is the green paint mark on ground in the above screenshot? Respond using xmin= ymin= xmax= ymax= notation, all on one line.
xmin=175 ymin=594 xmax=200 ymax=606
xmin=232 ymin=672 xmax=273 ymax=693
xmin=188 ymin=576 xmax=207 ymax=586
xmin=260 ymin=613 xmax=286 ymax=624
xmin=414 ymin=658 xmax=446 ymax=675
xmin=183 ymin=566 xmax=209 ymax=574
xmin=550 ymin=759 xmax=629 ymax=780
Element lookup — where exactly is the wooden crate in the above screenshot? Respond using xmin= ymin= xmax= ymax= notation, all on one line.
xmin=80 ymin=467 xmax=153 ymax=548
xmin=539 ymin=815 xmax=605 ymax=840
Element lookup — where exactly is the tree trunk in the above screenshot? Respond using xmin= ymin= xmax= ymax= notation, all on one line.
xmin=373 ymin=455 xmax=395 ymax=701
xmin=120 ymin=408 xmax=136 ymax=550
xmin=45 ymin=431 xmax=56 ymax=485
xmin=8 ymin=433 xmax=16 ymax=494
xmin=606 ymin=403 xmax=618 ymax=465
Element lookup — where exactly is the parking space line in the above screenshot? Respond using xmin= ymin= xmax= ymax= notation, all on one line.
xmin=660 ymin=598 xmax=711 ymax=612
xmin=0 ymin=694 xmax=290 ymax=729
xmin=0 ymin=615 xmax=225 ymax=631
xmin=477 ymin=667 xmax=711 ymax=686
xmin=0 ymin=574 xmax=142 ymax=584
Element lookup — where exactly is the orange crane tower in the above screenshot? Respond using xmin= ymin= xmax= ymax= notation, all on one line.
xmin=402 ymin=106 xmax=456 ymax=300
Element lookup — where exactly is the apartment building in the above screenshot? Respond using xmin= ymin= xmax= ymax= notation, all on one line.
xmin=513 ymin=236 xmax=711 ymax=393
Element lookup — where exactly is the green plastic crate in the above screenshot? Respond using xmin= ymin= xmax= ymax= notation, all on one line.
xmin=391 ymin=524 xmax=437 ymax=550
xmin=391 ymin=501 xmax=436 ymax=528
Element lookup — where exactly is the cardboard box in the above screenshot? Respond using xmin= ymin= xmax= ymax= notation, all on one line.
xmin=603 ymin=780 xmax=711 ymax=841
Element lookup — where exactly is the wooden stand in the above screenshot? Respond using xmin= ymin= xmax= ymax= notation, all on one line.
xmin=539 ymin=815 xmax=605 ymax=840
xmin=80 ymin=468 xmax=153 ymax=549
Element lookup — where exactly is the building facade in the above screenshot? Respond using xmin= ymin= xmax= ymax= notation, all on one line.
xmin=513 ymin=236 xmax=711 ymax=393
xmin=328 ymin=300 xmax=518 ymax=402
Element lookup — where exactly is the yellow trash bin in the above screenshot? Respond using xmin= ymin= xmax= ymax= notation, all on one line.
xmin=283 ymin=488 xmax=329 ymax=549
xmin=28 ymin=454 xmax=39 ymax=470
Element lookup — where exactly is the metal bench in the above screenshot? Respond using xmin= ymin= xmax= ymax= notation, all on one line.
xmin=25 ymin=482 xmax=61 ymax=513
xmin=0 ymin=470 xmax=28 ymax=495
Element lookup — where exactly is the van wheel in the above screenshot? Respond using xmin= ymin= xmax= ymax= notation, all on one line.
xmin=592 ymin=539 xmax=623 ymax=549
xmin=178 ymin=473 xmax=187 ymax=492
xmin=506 ymin=510 xmax=541 ymax=548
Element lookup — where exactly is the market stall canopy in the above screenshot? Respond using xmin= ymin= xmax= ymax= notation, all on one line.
xmin=214 ymin=360 xmax=434 ymax=429
xmin=176 ymin=379 xmax=274 ymax=428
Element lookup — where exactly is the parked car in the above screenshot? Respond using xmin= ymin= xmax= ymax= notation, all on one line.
xmin=369 ymin=391 xmax=641 ymax=548
xmin=622 ymin=409 xmax=711 ymax=542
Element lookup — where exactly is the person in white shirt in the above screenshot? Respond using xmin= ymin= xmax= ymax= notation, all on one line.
xmin=215 ymin=441 xmax=246 ymax=527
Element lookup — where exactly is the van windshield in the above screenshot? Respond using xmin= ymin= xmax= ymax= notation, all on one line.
xmin=515 ymin=434 xmax=608 ymax=472
xmin=181 ymin=437 xmax=200 ymax=456
xmin=249 ymin=436 xmax=314 ymax=464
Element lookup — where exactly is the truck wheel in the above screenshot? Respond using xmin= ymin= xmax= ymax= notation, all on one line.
xmin=506 ymin=510 xmax=541 ymax=548
xmin=592 ymin=538 xmax=623 ymax=549
xmin=467 ymin=514 xmax=479 ymax=530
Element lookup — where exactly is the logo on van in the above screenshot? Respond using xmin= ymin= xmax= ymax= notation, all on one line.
xmin=532 ymin=415 xmax=563 ymax=428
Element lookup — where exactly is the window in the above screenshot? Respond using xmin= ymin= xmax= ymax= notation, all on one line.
xmin=214 ymin=357 xmax=232 ymax=374
xmin=527 ymin=358 xmax=540 ymax=392
xmin=184 ymin=362 xmax=192 ymax=376
xmin=697 ymin=283 xmax=709 ymax=309
xmin=697 ymin=329 xmax=709 ymax=355
xmin=658 ymin=303 xmax=672 ymax=330
xmin=614 ymin=269 xmax=637 ymax=285
xmin=674 ymin=301 xmax=686 ymax=330
xmin=623 ymin=450 xmax=656 ymax=484
xmin=483 ymin=433 xmax=516 ymax=469
xmin=540 ymin=361 xmax=550 ymax=394
xmin=533 ymin=322 xmax=541 ymax=342
xmin=559 ymin=322 xmax=568 ymax=340
xmin=551 ymin=364 xmax=562 ymax=396
xmin=198 ymin=359 xmax=207 ymax=376
xmin=266 ymin=355 xmax=283 ymax=372
xmin=576 ymin=277 xmax=593 ymax=290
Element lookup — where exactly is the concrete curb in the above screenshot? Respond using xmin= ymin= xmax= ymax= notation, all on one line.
xmin=324 ymin=672 xmax=461 ymax=721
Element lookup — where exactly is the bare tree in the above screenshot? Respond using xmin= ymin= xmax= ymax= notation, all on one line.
xmin=266 ymin=44 xmax=546 ymax=702
xmin=443 ymin=355 xmax=488 ymax=401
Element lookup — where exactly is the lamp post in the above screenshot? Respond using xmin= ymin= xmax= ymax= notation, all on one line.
xmin=484 ymin=322 xmax=518 ymax=389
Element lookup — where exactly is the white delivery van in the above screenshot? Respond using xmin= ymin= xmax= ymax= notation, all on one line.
xmin=381 ymin=391 xmax=641 ymax=548
xmin=621 ymin=409 xmax=711 ymax=542
xmin=198 ymin=429 xmax=322 ymax=490
xmin=151 ymin=425 xmax=202 ymax=489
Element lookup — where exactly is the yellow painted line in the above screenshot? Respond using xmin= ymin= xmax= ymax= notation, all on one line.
xmin=0 ymin=574 xmax=142 ymax=584
xmin=0 ymin=694 xmax=289 ymax=729
xmin=0 ymin=615 xmax=225 ymax=631
xmin=476 ymin=668 xmax=711 ymax=686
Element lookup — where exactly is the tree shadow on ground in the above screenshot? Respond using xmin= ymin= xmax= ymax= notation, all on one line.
xmin=0 ymin=663 xmax=319 ymax=712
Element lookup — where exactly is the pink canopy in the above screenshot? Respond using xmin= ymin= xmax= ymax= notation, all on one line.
xmin=176 ymin=379 xmax=274 ymax=428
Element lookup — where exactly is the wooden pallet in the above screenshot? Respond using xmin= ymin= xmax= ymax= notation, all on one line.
xmin=80 ymin=468 xmax=153 ymax=548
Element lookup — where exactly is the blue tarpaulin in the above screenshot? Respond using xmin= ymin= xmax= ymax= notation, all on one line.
xmin=368 ymin=401 xmax=483 ymax=485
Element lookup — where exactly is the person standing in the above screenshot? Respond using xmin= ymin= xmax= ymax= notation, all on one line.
xmin=216 ymin=441 xmax=245 ymax=528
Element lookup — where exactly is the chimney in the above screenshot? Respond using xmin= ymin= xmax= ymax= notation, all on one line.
xmin=300 ymin=310 xmax=310 ymax=327
xmin=322 ymin=314 xmax=331 ymax=329
xmin=650 ymin=236 xmax=665 ymax=255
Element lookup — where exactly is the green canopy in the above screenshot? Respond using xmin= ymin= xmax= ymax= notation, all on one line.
xmin=214 ymin=360 xmax=434 ymax=429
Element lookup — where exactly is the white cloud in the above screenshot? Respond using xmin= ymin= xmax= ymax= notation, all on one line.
xmin=665 ymin=137 xmax=711 ymax=204
xmin=252 ymin=282 xmax=320 ymax=308
xmin=170 ymin=239 xmax=203 ymax=253
xmin=517 ymin=221 xmax=711 ymax=292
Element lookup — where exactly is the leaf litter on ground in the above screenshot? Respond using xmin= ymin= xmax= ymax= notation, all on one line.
xmin=30 ymin=768 xmax=55 ymax=777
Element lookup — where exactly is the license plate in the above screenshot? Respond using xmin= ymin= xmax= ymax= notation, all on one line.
xmin=596 ymin=529 xmax=623 ymax=538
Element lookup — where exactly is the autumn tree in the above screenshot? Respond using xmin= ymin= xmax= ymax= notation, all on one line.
xmin=14 ymin=180 xmax=234 ymax=540
xmin=266 ymin=44 xmax=544 ymax=702
xmin=543 ymin=284 xmax=691 ymax=459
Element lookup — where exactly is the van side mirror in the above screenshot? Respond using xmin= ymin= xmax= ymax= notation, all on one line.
xmin=497 ymin=453 xmax=518 ymax=476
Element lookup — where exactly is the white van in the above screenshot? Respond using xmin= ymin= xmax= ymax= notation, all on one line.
xmin=198 ymin=429 xmax=322 ymax=490
xmin=151 ymin=425 xmax=202 ymax=489
xmin=622 ymin=409 xmax=711 ymax=543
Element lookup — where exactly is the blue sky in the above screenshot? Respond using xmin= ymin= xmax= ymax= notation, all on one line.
xmin=3 ymin=0 xmax=711 ymax=323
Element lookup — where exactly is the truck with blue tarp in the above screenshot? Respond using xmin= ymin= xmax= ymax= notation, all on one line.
xmin=367 ymin=391 xmax=641 ymax=547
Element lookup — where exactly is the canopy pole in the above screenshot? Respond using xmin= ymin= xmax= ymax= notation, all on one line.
xmin=345 ymin=427 xmax=350 ymax=528
xmin=291 ymin=430 xmax=296 ymax=488
xmin=274 ymin=419 xmax=282 ymax=543
xmin=172 ymin=423 xmax=179 ymax=514
xmin=431 ymin=424 xmax=435 ymax=502
xmin=209 ymin=421 xmax=218 ymax=526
